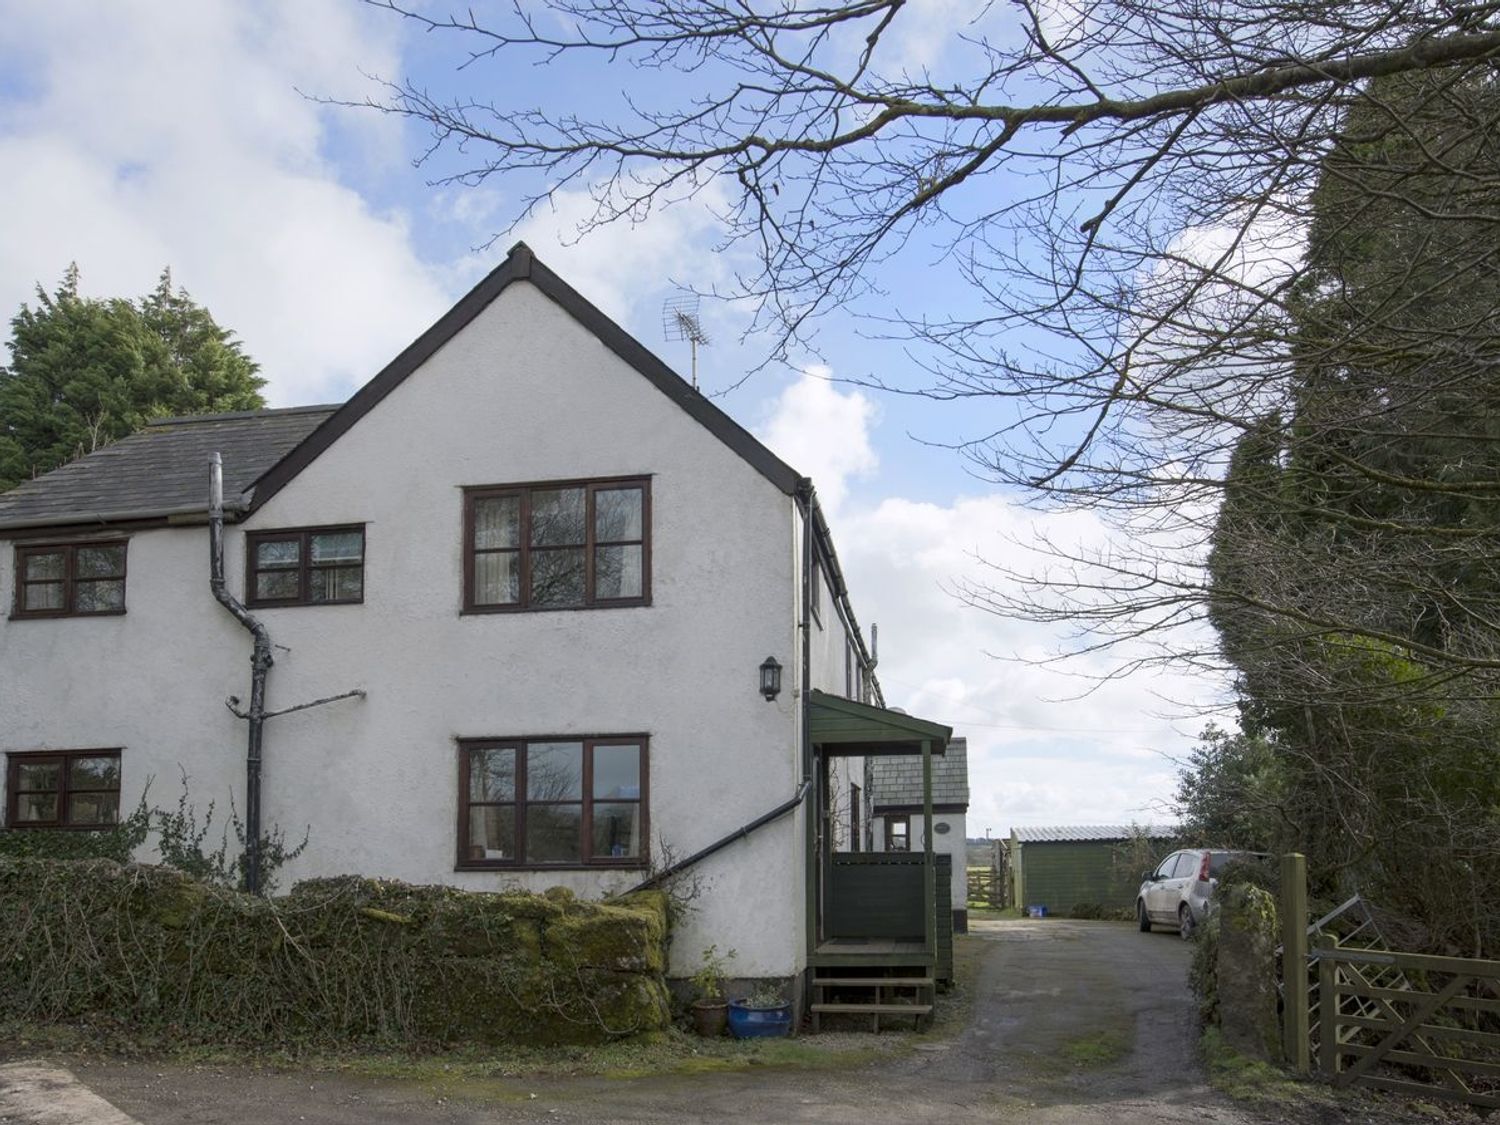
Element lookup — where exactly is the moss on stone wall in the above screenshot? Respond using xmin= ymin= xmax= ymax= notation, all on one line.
xmin=0 ymin=859 xmax=670 ymax=1047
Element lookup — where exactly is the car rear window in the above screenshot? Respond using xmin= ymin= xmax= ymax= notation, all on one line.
xmin=1208 ymin=852 xmax=1237 ymax=875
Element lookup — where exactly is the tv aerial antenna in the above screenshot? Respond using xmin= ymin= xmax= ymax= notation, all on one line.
xmin=662 ymin=293 xmax=710 ymax=389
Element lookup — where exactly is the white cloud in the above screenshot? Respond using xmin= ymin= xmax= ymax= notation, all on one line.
xmin=0 ymin=1 xmax=457 ymax=407
xmin=835 ymin=491 xmax=1231 ymax=836
xmin=755 ymin=369 xmax=879 ymax=513
xmin=750 ymin=367 xmax=1227 ymax=832
xmin=511 ymin=176 xmax=744 ymax=350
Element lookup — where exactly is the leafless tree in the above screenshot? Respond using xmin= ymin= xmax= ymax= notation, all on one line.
xmin=349 ymin=0 xmax=1500 ymax=947
xmin=347 ymin=0 xmax=1500 ymax=686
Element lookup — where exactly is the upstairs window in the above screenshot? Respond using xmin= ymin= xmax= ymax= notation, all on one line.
xmin=6 ymin=749 xmax=121 ymax=828
xmin=458 ymin=737 xmax=647 ymax=868
xmin=246 ymin=526 xmax=365 ymax=607
xmin=12 ymin=541 xmax=127 ymax=618
xmin=464 ymin=478 xmax=650 ymax=612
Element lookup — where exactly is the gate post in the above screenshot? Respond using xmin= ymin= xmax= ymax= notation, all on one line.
xmin=1316 ymin=933 xmax=1338 ymax=1078
xmin=1280 ymin=852 xmax=1310 ymax=1072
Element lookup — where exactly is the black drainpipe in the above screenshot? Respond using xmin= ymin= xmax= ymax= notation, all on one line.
xmin=626 ymin=779 xmax=811 ymax=894
xmin=796 ymin=478 xmax=816 ymax=968
xmin=209 ymin=452 xmax=270 ymax=895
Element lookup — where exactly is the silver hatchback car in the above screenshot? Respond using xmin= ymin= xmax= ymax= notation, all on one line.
xmin=1136 ymin=849 xmax=1262 ymax=939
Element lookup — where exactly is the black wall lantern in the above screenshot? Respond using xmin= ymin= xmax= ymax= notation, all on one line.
xmin=759 ymin=656 xmax=783 ymax=701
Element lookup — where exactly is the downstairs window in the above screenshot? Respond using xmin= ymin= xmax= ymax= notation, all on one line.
xmin=459 ymin=737 xmax=647 ymax=868
xmin=6 ymin=749 xmax=121 ymax=828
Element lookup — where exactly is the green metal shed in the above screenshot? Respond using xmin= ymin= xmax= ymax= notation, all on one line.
xmin=1008 ymin=825 xmax=1178 ymax=916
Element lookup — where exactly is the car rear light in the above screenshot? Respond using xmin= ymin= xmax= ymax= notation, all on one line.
xmin=1198 ymin=853 xmax=1212 ymax=882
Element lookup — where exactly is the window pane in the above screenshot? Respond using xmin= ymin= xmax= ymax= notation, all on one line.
xmin=75 ymin=545 xmax=125 ymax=578
xmin=531 ymin=548 xmax=585 ymax=607
xmin=531 ymin=488 xmax=586 ymax=546
xmin=527 ymin=742 xmax=583 ymax=800
xmin=69 ymin=756 xmax=119 ymax=789
xmin=256 ymin=570 xmax=299 ymax=601
xmin=473 ymin=551 xmax=520 ymax=605
xmin=473 ymin=495 xmax=521 ymax=549
xmin=593 ymin=744 xmax=641 ymax=799
xmin=467 ymin=805 xmax=516 ymax=861
xmin=594 ymin=545 xmax=643 ymax=600
xmin=15 ymin=793 xmax=58 ymax=823
xmin=257 ymin=539 xmax=300 ymax=568
xmin=17 ymin=762 xmax=60 ymax=791
xmin=525 ymin=804 xmax=582 ymax=862
xmin=22 ymin=582 xmax=64 ymax=612
xmin=469 ymin=747 xmax=516 ymax=801
xmin=592 ymin=802 xmax=641 ymax=859
xmin=67 ymin=792 xmax=119 ymax=826
xmin=310 ymin=532 xmax=362 ymax=564
xmin=75 ymin=580 xmax=125 ymax=612
xmin=309 ymin=567 xmax=362 ymax=603
xmin=23 ymin=551 xmax=64 ymax=581
xmin=595 ymin=488 xmax=643 ymax=541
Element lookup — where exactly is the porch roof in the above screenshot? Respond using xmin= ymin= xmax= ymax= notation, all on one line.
xmin=808 ymin=690 xmax=951 ymax=756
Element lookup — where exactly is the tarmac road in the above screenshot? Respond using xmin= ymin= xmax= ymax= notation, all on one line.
xmin=3 ymin=918 xmax=1296 ymax=1124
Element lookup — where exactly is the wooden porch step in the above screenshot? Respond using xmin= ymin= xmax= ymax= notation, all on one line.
xmin=813 ymin=976 xmax=933 ymax=987
xmin=810 ymin=1003 xmax=933 ymax=1015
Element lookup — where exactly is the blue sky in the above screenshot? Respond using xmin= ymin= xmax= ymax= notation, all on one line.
xmin=0 ymin=1 xmax=1231 ymax=835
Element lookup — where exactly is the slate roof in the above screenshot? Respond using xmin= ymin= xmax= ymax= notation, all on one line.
xmin=869 ymin=737 xmax=969 ymax=808
xmin=1011 ymin=824 xmax=1179 ymax=844
xmin=0 ymin=405 xmax=337 ymax=531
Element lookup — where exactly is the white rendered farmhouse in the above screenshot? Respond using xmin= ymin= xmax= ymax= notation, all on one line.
xmin=0 ymin=245 xmax=954 ymax=1004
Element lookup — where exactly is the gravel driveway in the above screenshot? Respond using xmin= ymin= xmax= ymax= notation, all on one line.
xmin=6 ymin=917 xmax=1302 ymax=1124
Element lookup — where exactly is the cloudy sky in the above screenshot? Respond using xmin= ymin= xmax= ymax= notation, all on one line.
xmin=0 ymin=1 xmax=1233 ymax=835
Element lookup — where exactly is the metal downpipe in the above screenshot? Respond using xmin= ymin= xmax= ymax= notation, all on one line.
xmin=208 ymin=452 xmax=272 ymax=894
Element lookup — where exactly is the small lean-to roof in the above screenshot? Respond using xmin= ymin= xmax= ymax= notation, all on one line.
xmin=1011 ymin=824 xmax=1179 ymax=844
xmin=809 ymin=690 xmax=951 ymax=757
xmin=869 ymin=736 xmax=969 ymax=809
xmin=0 ymin=405 xmax=336 ymax=533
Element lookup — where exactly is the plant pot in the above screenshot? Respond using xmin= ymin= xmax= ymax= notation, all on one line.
xmin=691 ymin=999 xmax=728 ymax=1037
xmin=727 ymin=999 xmax=793 ymax=1039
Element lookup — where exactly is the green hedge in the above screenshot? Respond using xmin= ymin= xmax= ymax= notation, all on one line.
xmin=0 ymin=858 xmax=671 ymax=1047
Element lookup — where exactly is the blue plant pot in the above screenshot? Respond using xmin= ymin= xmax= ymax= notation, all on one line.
xmin=727 ymin=999 xmax=793 ymax=1039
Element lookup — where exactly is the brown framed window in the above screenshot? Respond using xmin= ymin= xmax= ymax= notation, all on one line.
xmin=885 ymin=815 xmax=910 ymax=852
xmin=459 ymin=737 xmax=647 ymax=868
xmin=246 ymin=525 xmax=364 ymax=607
xmin=463 ymin=477 xmax=649 ymax=612
xmin=12 ymin=541 xmax=127 ymax=618
xmin=6 ymin=749 xmax=121 ymax=828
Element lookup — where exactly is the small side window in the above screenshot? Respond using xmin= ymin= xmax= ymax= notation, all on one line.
xmin=246 ymin=525 xmax=365 ymax=607
xmin=885 ymin=815 xmax=910 ymax=852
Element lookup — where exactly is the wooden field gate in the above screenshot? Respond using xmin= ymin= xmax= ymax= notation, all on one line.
xmin=967 ymin=867 xmax=1004 ymax=909
xmin=1279 ymin=854 xmax=1500 ymax=1110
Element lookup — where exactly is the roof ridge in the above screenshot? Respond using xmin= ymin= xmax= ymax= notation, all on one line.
xmin=148 ymin=404 xmax=341 ymax=427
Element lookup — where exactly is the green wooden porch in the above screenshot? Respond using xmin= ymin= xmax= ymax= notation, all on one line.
xmin=805 ymin=691 xmax=952 ymax=1028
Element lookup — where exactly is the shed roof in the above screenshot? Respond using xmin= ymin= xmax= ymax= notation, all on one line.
xmin=869 ymin=737 xmax=969 ymax=808
xmin=0 ymin=405 xmax=336 ymax=532
xmin=1011 ymin=824 xmax=1179 ymax=844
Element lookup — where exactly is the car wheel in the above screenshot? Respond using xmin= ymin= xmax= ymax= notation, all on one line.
xmin=1137 ymin=901 xmax=1152 ymax=932
xmin=1179 ymin=904 xmax=1196 ymax=941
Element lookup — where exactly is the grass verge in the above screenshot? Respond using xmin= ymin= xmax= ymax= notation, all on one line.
xmin=1200 ymin=1027 xmax=1335 ymax=1110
